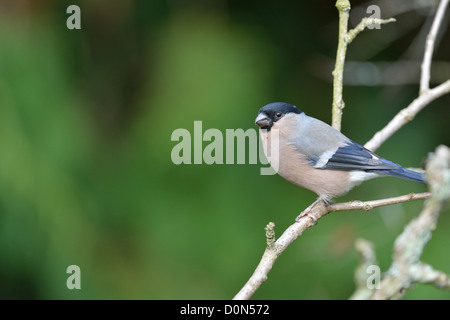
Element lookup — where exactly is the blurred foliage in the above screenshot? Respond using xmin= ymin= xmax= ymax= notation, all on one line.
xmin=0 ymin=0 xmax=449 ymax=299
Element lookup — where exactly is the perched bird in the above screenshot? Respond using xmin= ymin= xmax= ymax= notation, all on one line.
xmin=255 ymin=102 xmax=426 ymax=220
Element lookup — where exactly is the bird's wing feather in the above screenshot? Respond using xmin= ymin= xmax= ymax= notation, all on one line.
xmin=314 ymin=141 xmax=399 ymax=171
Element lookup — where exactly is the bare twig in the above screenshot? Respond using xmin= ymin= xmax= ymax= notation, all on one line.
xmin=233 ymin=192 xmax=430 ymax=300
xmin=332 ymin=0 xmax=351 ymax=131
xmin=332 ymin=1 xmax=395 ymax=131
xmin=420 ymin=0 xmax=450 ymax=94
xmin=265 ymin=222 xmax=276 ymax=248
xmin=347 ymin=17 xmax=396 ymax=44
xmin=329 ymin=192 xmax=430 ymax=212
xmin=364 ymin=78 xmax=450 ymax=152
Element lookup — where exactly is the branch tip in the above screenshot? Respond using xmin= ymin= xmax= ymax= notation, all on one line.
xmin=335 ymin=0 xmax=351 ymax=12
xmin=265 ymin=222 xmax=276 ymax=248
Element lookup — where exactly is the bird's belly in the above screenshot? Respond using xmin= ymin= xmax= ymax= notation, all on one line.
xmin=277 ymin=145 xmax=351 ymax=198
xmin=260 ymin=128 xmax=352 ymax=198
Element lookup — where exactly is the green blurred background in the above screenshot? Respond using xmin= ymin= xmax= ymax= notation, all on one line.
xmin=0 ymin=0 xmax=449 ymax=299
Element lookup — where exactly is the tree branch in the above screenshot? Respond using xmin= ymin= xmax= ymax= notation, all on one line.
xmin=332 ymin=0 xmax=351 ymax=131
xmin=329 ymin=192 xmax=430 ymax=212
xmin=420 ymin=0 xmax=449 ymax=94
xmin=364 ymin=78 xmax=450 ymax=152
xmin=233 ymin=192 xmax=430 ymax=300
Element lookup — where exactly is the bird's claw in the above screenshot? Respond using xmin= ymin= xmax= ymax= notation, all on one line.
xmin=295 ymin=210 xmax=318 ymax=225
xmin=295 ymin=197 xmax=332 ymax=225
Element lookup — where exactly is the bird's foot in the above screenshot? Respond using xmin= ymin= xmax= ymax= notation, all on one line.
xmin=295 ymin=197 xmax=332 ymax=225
xmin=295 ymin=210 xmax=318 ymax=224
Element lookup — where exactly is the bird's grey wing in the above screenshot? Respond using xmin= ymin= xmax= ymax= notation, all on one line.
xmin=286 ymin=114 xmax=351 ymax=161
xmin=286 ymin=115 xmax=399 ymax=171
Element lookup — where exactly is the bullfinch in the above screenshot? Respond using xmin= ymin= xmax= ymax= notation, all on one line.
xmin=255 ymin=102 xmax=426 ymax=220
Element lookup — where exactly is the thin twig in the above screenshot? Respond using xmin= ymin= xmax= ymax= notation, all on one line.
xmin=329 ymin=192 xmax=430 ymax=212
xmin=420 ymin=0 xmax=450 ymax=94
xmin=332 ymin=0 xmax=351 ymax=131
xmin=364 ymin=78 xmax=450 ymax=152
xmin=265 ymin=222 xmax=276 ymax=248
xmin=347 ymin=17 xmax=396 ymax=44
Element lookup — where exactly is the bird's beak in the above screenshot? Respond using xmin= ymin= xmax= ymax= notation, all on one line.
xmin=255 ymin=113 xmax=272 ymax=128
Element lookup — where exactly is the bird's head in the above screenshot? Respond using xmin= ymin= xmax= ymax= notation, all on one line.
xmin=255 ymin=102 xmax=303 ymax=130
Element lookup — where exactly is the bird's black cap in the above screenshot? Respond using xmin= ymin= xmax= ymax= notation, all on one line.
xmin=258 ymin=102 xmax=302 ymax=116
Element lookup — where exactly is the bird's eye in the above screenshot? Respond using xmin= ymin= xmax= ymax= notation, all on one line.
xmin=275 ymin=112 xmax=282 ymax=118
